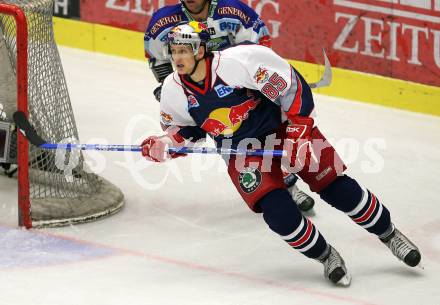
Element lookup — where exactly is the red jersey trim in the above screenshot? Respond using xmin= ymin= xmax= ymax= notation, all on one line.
xmin=180 ymin=56 xmax=212 ymax=95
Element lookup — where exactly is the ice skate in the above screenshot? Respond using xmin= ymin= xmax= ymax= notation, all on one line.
xmin=317 ymin=245 xmax=351 ymax=286
xmin=380 ymin=225 xmax=421 ymax=267
xmin=290 ymin=184 xmax=315 ymax=212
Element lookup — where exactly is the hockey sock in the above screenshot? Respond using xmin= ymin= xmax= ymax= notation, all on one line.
xmin=319 ymin=175 xmax=391 ymax=236
xmin=259 ymin=189 xmax=328 ymax=259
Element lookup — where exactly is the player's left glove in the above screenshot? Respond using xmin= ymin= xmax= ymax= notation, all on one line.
xmin=141 ymin=128 xmax=186 ymax=162
xmin=285 ymin=115 xmax=314 ymax=163
xmin=153 ymin=85 xmax=162 ymax=103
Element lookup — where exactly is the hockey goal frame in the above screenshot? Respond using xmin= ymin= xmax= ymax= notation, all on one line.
xmin=0 ymin=2 xmax=31 ymax=228
xmin=1 ymin=2 xmax=125 ymax=229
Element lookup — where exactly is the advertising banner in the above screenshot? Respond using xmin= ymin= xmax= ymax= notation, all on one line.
xmin=270 ymin=0 xmax=440 ymax=87
xmin=80 ymin=0 xmax=440 ymax=87
xmin=54 ymin=0 xmax=80 ymax=19
xmin=80 ymin=0 xmax=177 ymax=32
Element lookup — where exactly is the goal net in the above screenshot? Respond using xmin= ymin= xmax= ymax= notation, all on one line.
xmin=0 ymin=0 xmax=124 ymax=228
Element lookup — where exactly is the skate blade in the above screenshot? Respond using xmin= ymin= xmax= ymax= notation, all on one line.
xmin=336 ymin=273 xmax=352 ymax=287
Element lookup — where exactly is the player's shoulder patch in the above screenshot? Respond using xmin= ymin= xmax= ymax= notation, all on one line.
xmin=160 ymin=111 xmax=174 ymax=126
xmin=253 ymin=66 xmax=269 ymax=84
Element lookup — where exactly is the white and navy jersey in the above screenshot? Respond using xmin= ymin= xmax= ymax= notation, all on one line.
xmin=159 ymin=43 xmax=315 ymax=147
xmin=144 ymin=0 xmax=271 ymax=66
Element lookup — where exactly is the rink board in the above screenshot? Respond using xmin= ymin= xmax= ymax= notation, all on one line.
xmin=52 ymin=17 xmax=440 ymax=117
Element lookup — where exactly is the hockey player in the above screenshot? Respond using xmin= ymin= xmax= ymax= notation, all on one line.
xmin=144 ymin=0 xmax=271 ymax=101
xmin=144 ymin=0 xmax=315 ymax=212
xmin=140 ymin=22 xmax=422 ymax=286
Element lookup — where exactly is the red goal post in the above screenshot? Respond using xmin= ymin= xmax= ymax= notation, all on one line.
xmin=0 ymin=2 xmax=30 ymax=227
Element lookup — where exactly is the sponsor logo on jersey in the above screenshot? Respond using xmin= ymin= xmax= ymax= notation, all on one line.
xmin=219 ymin=21 xmax=240 ymax=32
xmin=200 ymin=118 xmax=229 ymax=137
xmin=217 ymin=7 xmax=251 ymax=24
xmin=254 ymin=67 xmax=269 ymax=84
xmin=229 ymin=99 xmax=258 ymax=124
xmin=150 ymin=15 xmax=182 ymax=36
xmin=208 ymin=37 xmax=230 ymax=51
xmin=214 ymin=84 xmax=234 ymax=98
xmin=160 ymin=111 xmax=173 ymax=125
xmin=286 ymin=124 xmax=308 ymax=143
xmin=200 ymin=99 xmax=258 ymax=137
xmin=208 ymin=27 xmax=216 ymax=35
xmin=238 ymin=167 xmax=262 ymax=193
xmin=187 ymin=95 xmax=200 ymax=109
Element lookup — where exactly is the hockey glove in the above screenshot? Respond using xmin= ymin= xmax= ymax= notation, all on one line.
xmin=285 ymin=115 xmax=314 ymax=163
xmin=153 ymin=85 xmax=162 ymax=103
xmin=141 ymin=128 xmax=186 ymax=162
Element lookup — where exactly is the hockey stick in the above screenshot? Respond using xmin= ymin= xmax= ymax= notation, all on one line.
xmin=13 ymin=52 xmax=330 ymax=158
xmin=12 ymin=111 xmax=286 ymax=157
xmin=309 ymin=49 xmax=332 ymax=89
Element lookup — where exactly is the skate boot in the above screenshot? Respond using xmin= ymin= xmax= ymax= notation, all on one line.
xmin=290 ymin=184 xmax=315 ymax=212
xmin=317 ymin=245 xmax=351 ymax=286
xmin=380 ymin=224 xmax=421 ymax=267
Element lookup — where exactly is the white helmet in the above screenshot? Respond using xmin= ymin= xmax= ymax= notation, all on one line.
xmin=164 ymin=21 xmax=210 ymax=59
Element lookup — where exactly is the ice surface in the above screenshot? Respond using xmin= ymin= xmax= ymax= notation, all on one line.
xmin=0 ymin=47 xmax=439 ymax=305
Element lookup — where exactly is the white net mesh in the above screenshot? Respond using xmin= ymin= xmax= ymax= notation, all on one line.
xmin=0 ymin=0 xmax=124 ymax=227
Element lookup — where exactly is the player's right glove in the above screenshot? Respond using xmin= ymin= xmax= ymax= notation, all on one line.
xmin=285 ymin=115 xmax=314 ymax=164
xmin=141 ymin=127 xmax=186 ymax=162
xmin=153 ymin=85 xmax=162 ymax=103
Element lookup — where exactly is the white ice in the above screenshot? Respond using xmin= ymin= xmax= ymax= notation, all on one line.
xmin=1 ymin=46 xmax=440 ymax=305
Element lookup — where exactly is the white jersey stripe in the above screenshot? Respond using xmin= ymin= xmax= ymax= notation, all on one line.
xmin=347 ymin=185 xmax=368 ymax=217
xmin=298 ymin=228 xmax=319 ymax=253
xmin=362 ymin=203 xmax=383 ymax=229
xmin=281 ymin=217 xmax=305 ymax=241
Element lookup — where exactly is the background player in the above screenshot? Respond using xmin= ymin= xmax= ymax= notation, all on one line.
xmin=141 ymin=22 xmax=422 ymax=286
xmin=144 ymin=0 xmax=315 ymax=212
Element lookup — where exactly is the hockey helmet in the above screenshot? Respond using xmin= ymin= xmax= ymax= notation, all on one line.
xmin=165 ymin=21 xmax=211 ymax=58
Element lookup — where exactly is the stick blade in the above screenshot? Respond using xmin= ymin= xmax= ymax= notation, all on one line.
xmin=309 ymin=49 xmax=332 ymax=89
xmin=13 ymin=111 xmax=47 ymax=147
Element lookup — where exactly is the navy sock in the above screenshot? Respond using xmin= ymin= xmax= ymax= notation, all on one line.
xmin=259 ymin=189 xmax=328 ymax=259
xmin=319 ymin=175 xmax=391 ymax=236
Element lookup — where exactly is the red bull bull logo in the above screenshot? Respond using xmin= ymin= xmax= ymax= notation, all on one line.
xmin=201 ymin=118 xmax=229 ymax=137
xmin=189 ymin=21 xmax=208 ymax=33
xmin=201 ymin=99 xmax=259 ymax=137
xmin=229 ymin=99 xmax=258 ymax=124
xmin=254 ymin=66 xmax=269 ymax=84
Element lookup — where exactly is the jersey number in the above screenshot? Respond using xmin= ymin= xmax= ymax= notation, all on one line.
xmin=262 ymin=73 xmax=287 ymax=100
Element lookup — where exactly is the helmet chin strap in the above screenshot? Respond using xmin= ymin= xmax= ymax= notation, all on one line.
xmin=189 ymin=45 xmax=206 ymax=77
xmin=189 ymin=56 xmax=201 ymax=77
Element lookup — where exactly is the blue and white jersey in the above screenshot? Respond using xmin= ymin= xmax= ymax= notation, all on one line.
xmin=144 ymin=0 xmax=271 ymax=66
xmin=159 ymin=44 xmax=315 ymax=148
